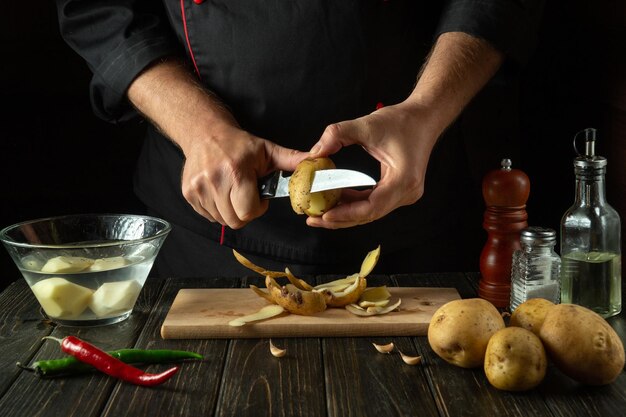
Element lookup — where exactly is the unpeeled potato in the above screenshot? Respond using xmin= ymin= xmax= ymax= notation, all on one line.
xmin=428 ymin=298 xmax=505 ymax=368
xmin=289 ymin=157 xmax=341 ymax=216
xmin=539 ymin=303 xmax=625 ymax=385
xmin=484 ymin=327 xmax=547 ymax=391
xmin=509 ymin=298 xmax=555 ymax=336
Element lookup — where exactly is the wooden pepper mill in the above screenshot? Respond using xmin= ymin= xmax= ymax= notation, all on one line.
xmin=479 ymin=158 xmax=530 ymax=308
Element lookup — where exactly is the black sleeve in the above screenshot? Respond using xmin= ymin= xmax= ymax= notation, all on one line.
xmin=435 ymin=0 xmax=546 ymax=67
xmin=55 ymin=0 xmax=181 ymax=123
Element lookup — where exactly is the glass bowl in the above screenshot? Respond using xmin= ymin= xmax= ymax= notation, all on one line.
xmin=0 ymin=214 xmax=171 ymax=326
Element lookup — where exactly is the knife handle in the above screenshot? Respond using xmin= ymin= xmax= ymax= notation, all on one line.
xmin=259 ymin=171 xmax=281 ymax=199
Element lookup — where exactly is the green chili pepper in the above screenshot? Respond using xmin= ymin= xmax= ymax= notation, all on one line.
xmin=17 ymin=348 xmax=203 ymax=377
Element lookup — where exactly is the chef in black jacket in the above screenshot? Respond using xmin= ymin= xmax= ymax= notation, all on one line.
xmin=55 ymin=0 xmax=544 ymax=276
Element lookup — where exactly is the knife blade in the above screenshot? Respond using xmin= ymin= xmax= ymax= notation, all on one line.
xmin=259 ymin=169 xmax=376 ymax=199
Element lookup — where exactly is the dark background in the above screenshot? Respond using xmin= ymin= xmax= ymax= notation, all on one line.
xmin=1 ymin=2 xmax=625 ymax=289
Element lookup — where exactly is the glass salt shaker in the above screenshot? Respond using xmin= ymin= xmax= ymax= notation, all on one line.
xmin=509 ymin=227 xmax=561 ymax=312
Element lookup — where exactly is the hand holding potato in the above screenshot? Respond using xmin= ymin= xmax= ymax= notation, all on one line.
xmin=306 ymin=102 xmax=440 ymax=229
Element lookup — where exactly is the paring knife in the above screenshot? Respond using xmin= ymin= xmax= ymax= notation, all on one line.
xmin=259 ymin=169 xmax=377 ymax=199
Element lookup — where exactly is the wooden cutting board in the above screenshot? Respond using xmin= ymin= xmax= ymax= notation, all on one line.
xmin=161 ymin=287 xmax=460 ymax=339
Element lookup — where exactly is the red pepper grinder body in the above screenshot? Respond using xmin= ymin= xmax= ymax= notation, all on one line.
xmin=479 ymin=158 xmax=530 ymax=308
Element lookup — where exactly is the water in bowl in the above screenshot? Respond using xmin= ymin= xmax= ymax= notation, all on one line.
xmin=19 ymin=251 xmax=155 ymax=326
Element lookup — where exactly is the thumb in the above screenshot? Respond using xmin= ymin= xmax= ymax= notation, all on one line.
xmin=309 ymin=120 xmax=365 ymax=158
xmin=266 ymin=143 xmax=310 ymax=172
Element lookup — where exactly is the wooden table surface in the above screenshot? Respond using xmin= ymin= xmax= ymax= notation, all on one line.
xmin=0 ymin=273 xmax=624 ymax=417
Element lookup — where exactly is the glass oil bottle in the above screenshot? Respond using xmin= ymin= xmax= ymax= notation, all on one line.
xmin=560 ymin=128 xmax=621 ymax=318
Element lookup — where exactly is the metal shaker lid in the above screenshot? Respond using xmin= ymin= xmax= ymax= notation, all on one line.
xmin=520 ymin=226 xmax=557 ymax=246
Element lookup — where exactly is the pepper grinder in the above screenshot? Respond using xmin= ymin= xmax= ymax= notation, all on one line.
xmin=479 ymin=158 xmax=530 ymax=308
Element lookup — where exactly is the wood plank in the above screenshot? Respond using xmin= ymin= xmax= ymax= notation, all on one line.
xmin=0 ymin=278 xmax=163 ymax=417
xmin=161 ymin=285 xmax=460 ymax=339
xmin=324 ymin=336 xmax=439 ymax=417
xmin=0 ymin=279 xmax=54 ymax=396
xmin=214 ymin=276 xmax=327 ymax=417
xmin=539 ymin=366 xmax=626 ymax=417
xmin=319 ymin=275 xmax=437 ymax=417
xmin=102 ymin=277 xmax=239 ymax=417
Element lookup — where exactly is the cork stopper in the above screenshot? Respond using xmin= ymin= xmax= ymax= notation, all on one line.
xmin=482 ymin=159 xmax=530 ymax=208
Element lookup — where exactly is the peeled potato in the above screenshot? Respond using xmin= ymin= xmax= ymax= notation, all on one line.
xmin=89 ymin=280 xmax=142 ymax=317
xmin=31 ymin=277 xmax=93 ymax=318
xmin=41 ymin=256 xmax=94 ymax=273
xmin=289 ymin=157 xmax=341 ymax=216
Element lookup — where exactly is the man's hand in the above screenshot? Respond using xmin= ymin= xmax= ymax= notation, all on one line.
xmin=127 ymin=59 xmax=308 ymax=229
xmin=306 ymin=32 xmax=504 ymax=229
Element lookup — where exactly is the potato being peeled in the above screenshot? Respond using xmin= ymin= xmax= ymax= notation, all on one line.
xmin=289 ymin=157 xmax=341 ymax=216
xmin=428 ymin=298 xmax=505 ymax=368
xmin=484 ymin=327 xmax=547 ymax=391
xmin=539 ymin=303 xmax=625 ymax=385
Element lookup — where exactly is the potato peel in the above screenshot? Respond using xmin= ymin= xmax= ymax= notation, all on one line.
xmin=346 ymin=298 xmax=402 ymax=317
xmin=266 ymin=276 xmax=327 ymax=316
xmin=313 ymin=274 xmax=358 ymax=291
xmin=318 ymin=275 xmax=367 ymax=308
xmin=285 ymin=268 xmax=314 ymax=291
xmin=250 ymin=285 xmax=275 ymax=304
xmin=228 ymin=305 xmax=286 ymax=327
xmin=359 ymin=245 xmax=381 ymax=278
xmin=233 ymin=249 xmax=287 ymax=279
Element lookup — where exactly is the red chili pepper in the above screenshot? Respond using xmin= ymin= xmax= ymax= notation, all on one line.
xmin=44 ymin=336 xmax=179 ymax=387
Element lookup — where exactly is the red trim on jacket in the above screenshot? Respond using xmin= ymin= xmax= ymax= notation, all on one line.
xmin=180 ymin=0 xmax=201 ymax=77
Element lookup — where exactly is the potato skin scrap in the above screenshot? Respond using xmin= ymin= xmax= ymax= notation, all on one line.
xmin=321 ymin=275 xmax=367 ymax=307
xmin=288 ymin=157 xmax=340 ymax=216
xmin=266 ymin=276 xmax=327 ymax=316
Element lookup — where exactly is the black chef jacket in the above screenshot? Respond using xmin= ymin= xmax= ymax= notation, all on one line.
xmin=56 ymin=0 xmax=544 ymax=269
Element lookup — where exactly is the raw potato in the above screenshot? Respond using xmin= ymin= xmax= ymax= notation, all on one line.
xmin=484 ymin=327 xmax=547 ymax=391
xmin=539 ymin=303 xmax=625 ymax=385
xmin=41 ymin=256 xmax=94 ymax=273
xmin=30 ymin=277 xmax=93 ymax=318
xmin=288 ymin=157 xmax=341 ymax=216
xmin=428 ymin=298 xmax=505 ymax=368
xmin=88 ymin=256 xmax=130 ymax=272
xmin=509 ymin=298 xmax=555 ymax=336
xmin=89 ymin=280 xmax=142 ymax=317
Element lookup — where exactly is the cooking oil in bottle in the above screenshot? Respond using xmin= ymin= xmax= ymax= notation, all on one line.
xmin=560 ymin=128 xmax=621 ymax=318
xmin=560 ymin=251 xmax=621 ymax=317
